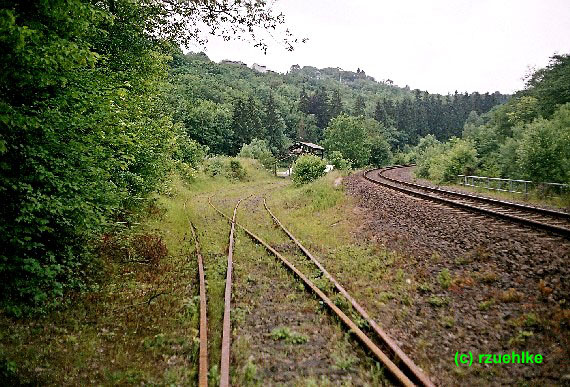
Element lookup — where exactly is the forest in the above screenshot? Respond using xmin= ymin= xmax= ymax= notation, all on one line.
xmin=168 ymin=50 xmax=508 ymax=156
xmin=411 ymin=54 xmax=570 ymax=185
xmin=0 ymin=0 xmax=568 ymax=316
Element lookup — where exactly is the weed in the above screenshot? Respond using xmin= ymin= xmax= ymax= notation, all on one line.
xmin=478 ymin=299 xmax=495 ymax=311
xmin=428 ymin=296 xmax=449 ymax=307
xmin=418 ymin=283 xmax=432 ymax=293
xmin=333 ymin=352 xmax=358 ymax=371
xmin=441 ymin=315 xmax=455 ymax=328
xmin=229 ymin=160 xmax=248 ymax=181
xmin=370 ymin=362 xmax=386 ymax=385
xmin=438 ymin=269 xmax=452 ymax=289
xmin=401 ymin=294 xmax=413 ymax=306
xmin=378 ymin=292 xmax=396 ymax=303
xmin=454 ymin=255 xmax=471 ymax=265
xmin=431 ymin=252 xmax=442 ymax=262
xmin=209 ymin=365 xmax=220 ymax=386
xmin=477 ymin=271 xmax=499 ymax=284
xmin=508 ymin=330 xmax=534 ymax=347
xmin=241 ymin=358 xmax=259 ymax=386
xmin=523 ymin=313 xmax=542 ymax=329
xmin=270 ymin=327 xmax=308 ymax=345
xmin=499 ymin=288 xmax=524 ymax=303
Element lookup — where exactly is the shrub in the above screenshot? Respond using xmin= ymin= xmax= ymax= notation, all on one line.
xmin=203 ymin=157 xmax=248 ymax=181
xmin=323 ymin=114 xmax=371 ymax=168
xmin=369 ymin=135 xmax=393 ymax=168
xmin=238 ymin=138 xmax=275 ymax=169
xmin=328 ymin=151 xmax=352 ymax=170
xmin=291 ymin=155 xmax=327 ymax=185
xmin=423 ymin=138 xmax=478 ymax=183
xmin=229 ymin=159 xmax=247 ymax=181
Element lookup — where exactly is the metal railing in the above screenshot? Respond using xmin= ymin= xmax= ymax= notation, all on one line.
xmin=457 ymin=175 xmax=569 ymax=197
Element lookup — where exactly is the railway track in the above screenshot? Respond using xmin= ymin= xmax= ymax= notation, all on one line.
xmin=208 ymin=194 xmax=434 ymax=387
xmin=365 ymin=166 xmax=570 ymax=238
xmin=189 ymin=222 xmax=208 ymax=387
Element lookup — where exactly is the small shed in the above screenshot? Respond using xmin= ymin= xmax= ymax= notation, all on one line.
xmin=289 ymin=141 xmax=325 ymax=159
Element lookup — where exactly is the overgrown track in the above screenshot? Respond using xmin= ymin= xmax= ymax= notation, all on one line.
xmin=189 ymin=222 xmax=208 ymax=387
xmin=209 ymin=196 xmax=426 ymax=387
xmin=365 ymin=166 xmax=570 ymax=238
xmin=263 ymin=199 xmax=434 ymax=387
xmin=219 ymin=198 xmax=242 ymax=387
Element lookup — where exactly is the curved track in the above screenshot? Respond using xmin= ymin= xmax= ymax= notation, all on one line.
xmin=365 ymin=166 xmax=570 ymax=238
xmin=209 ymin=195 xmax=433 ymax=387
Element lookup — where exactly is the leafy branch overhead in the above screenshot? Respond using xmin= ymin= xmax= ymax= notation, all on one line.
xmin=143 ymin=0 xmax=307 ymax=52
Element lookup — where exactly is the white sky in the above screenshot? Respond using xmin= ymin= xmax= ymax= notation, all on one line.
xmin=190 ymin=0 xmax=570 ymax=95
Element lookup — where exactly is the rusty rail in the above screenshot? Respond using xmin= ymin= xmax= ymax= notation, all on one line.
xmin=209 ymin=197 xmax=415 ymax=387
xmin=263 ymin=199 xmax=434 ymax=387
xmin=219 ymin=198 xmax=242 ymax=387
xmin=190 ymin=222 xmax=208 ymax=387
xmin=365 ymin=167 xmax=570 ymax=238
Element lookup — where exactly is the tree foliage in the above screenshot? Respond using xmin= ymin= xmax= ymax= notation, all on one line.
xmin=291 ymin=155 xmax=327 ymax=185
xmin=323 ymin=115 xmax=371 ymax=168
xmin=413 ymin=53 xmax=570 ymax=185
xmin=0 ymin=0 xmax=298 ymax=313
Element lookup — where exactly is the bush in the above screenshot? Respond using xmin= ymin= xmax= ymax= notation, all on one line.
xmin=427 ymin=139 xmax=478 ymax=183
xmin=328 ymin=151 xmax=352 ymax=170
xmin=323 ymin=114 xmax=371 ymax=168
xmin=203 ymin=157 xmax=248 ymax=181
xmin=369 ymin=136 xmax=393 ymax=168
xmin=229 ymin=160 xmax=247 ymax=181
xmin=238 ymin=138 xmax=276 ymax=169
xmin=291 ymin=155 xmax=327 ymax=185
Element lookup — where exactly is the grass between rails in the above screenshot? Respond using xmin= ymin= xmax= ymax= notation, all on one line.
xmin=0 ymin=159 xmax=426 ymax=385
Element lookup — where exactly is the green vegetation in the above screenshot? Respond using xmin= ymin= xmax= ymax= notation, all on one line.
xmin=270 ymin=327 xmax=308 ymax=344
xmin=438 ymin=269 xmax=452 ymax=290
xmin=413 ymin=54 xmax=570 ymax=186
xmin=291 ymin=155 xmax=327 ymax=185
xmin=0 ymin=0 xmax=293 ymax=314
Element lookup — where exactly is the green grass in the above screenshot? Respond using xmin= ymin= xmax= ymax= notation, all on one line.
xmin=0 ymin=162 xmax=411 ymax=385
xmin=270 ymin=327 xmax=308 ymax=344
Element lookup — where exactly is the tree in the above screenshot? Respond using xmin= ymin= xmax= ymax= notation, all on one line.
xmin=309 ymin=87 xmax=330 ymax=129
xmin=292 ymin=155 xmax=327 ymax=185
xmin=374 ymin=100 xmax=389 ymax=126
xmin=231 ymin=95 xmax=264 ymax=154
xmin=353 ymin=95 xmax=366 ymax=116
xmin=0 ymin=0 xmax=301 ymax=313
xmin=238 ymin=138 xmax=275 ymax=169
xmin=523 ymin=54 xmax=570 ymax=117
xmin=328 ymin=89 xmax=343 ymax=120
xmin=299 ymin=85 xmax=310 ymax=113
xmin=369 ymin=136 xmax=393 ymax=167
xmin=180 ymin=99 xmax=233 ymax=155
xmin=323 ymin=114 xmax=371 ymax=167
xmin=263 ymin=92 xmax=286 ymax=154
xmin=517 ymin=103 xmax=570 ymax=183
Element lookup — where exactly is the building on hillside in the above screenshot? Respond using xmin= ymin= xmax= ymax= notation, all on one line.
xmin=289 ymin=141 xmax=325 ymax=159
xmin=251 ymin=63 xmax=268 ymax=73
xmin=221 ymin=59 xmax=247 ymax=66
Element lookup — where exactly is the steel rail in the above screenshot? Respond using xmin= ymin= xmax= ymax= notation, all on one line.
xmin=219 ymin=198 xmax=242 ymax=387
xmin=364 ymin=167 xmax=570 ymax=238
xmin=208 ymin=197 xmax=415 ymax=387
xmin=263 ymin=199 xmax=434 ymax=387
xmin=382 ymin=166 xmax=570 ymax=220
xmin=190 ymin=222 xmax=209 ymax=387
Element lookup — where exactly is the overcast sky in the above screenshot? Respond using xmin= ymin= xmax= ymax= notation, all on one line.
xmin=190 ymin=0 xmax=570 ymax=95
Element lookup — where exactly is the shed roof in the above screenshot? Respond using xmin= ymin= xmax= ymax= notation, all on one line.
xmin=295 ymin=141 xmax=324 ymax=150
